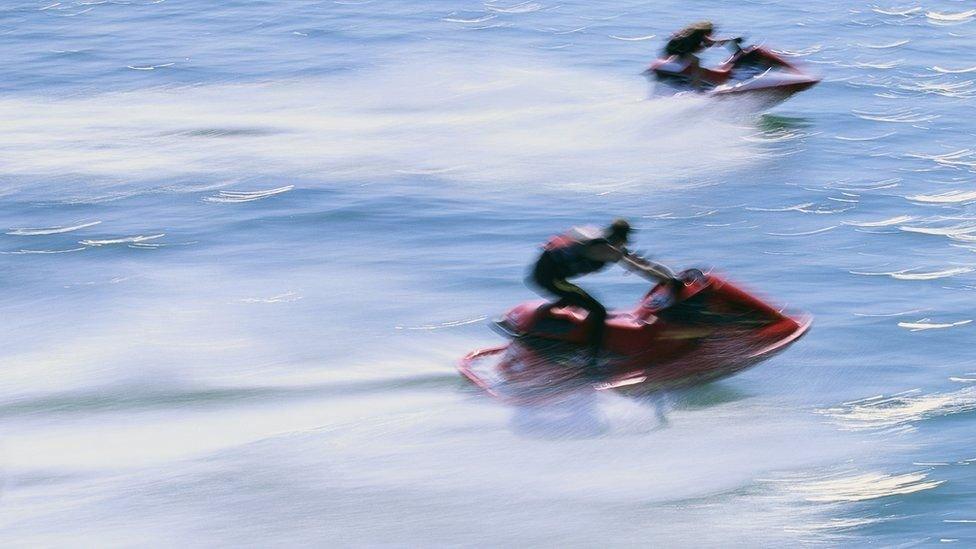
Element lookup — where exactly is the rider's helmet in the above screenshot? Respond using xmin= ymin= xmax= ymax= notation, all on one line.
xmin=666 ymin=21 xmax=716 ymax=56
xmin=605 ymin=218 xmax=632 ymax=245
xmin=692 ymin=21 xmax=715 ymax=34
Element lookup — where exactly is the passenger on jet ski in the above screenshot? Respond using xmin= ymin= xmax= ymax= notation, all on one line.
xmin=529 ymin=219 xmax=678 ymax=375
xmin=663 ymin=21 xmax=742 ymax=89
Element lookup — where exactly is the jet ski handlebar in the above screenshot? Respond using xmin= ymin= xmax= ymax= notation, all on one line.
xmin=716 ymin=36 xmax=745 ymax=46
xmin=715 ymin=36 xmax=746 ymax=55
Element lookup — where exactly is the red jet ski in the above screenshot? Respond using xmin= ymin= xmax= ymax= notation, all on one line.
xmin=646 ymin=40 xmax=820 ymax=107
xmin=458 ymin=268 xmax=811 ymax=404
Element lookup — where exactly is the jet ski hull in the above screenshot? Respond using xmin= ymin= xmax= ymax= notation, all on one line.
xmin=647 ymin=45 xmax=820 ymax=107
xmin=458 ymin=270 xmax=811 ymax=403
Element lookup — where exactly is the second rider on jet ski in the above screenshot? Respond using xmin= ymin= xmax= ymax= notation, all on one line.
xmin=529 ymin=219 xmax=679 ymax=377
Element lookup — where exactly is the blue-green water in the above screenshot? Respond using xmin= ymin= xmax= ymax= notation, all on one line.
xmin=1 ymin=0 xmax=975 ymax=545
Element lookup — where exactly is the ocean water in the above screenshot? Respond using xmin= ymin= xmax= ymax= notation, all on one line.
xmin=2 ymin=0 xmax=976 ymax=545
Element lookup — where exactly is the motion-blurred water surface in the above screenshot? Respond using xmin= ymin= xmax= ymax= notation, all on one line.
xmin=2 ymin=0 xmax=976 ymax=545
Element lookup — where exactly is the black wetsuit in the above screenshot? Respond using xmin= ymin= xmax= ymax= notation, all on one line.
xmin=664 ymin=28 xmax=710 ymax=56
xmin=529 ymin=233 xmax=611 ymax=362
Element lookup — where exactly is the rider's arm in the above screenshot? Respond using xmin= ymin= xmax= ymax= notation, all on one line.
xmin=584 ymin=243 xmax=678 ymax=282
xmin=583 ymin=241 xmax=626 ymax=262
xmin=706 ymin=36 xmax=743 ymax=47
xmin=619 ymin=251 xmax=678 ymax=282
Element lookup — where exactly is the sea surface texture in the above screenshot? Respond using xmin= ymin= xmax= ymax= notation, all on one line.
xmin=2 ymin=0 xmax=976 ymax=546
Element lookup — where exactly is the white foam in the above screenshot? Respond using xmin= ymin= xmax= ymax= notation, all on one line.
xmin=772 ymin=45 xmax=823 ymax=56
xmin=855 ymin=39 xmax=910 ymax=49
xmin=898 ymin=319 xmax=972 ymax=331
xmin=926 ymin=9 xmax=976 ymax=22
xmin=441 ymin=15 xmax=497 ymax=24
xmin=891 ymin=267 xmax=973 ymax=280
xmin=853 ymin=59 xmax=903 ymax=70
xmin=746 ymin=202 xmax=814 ymax=212
xmin=907 ymin=191 xmax=976 ymax=204
xmin=853 ymin=307 xmax=928 ymax=317
xmin=766 ymin=225 xmax=838 ymax=237
xmin=820 ymin=386 xmax=976 ymax=430
xmin=6 ymin=220 xmax=101 ymax=235
xmin=485 ymin=2 xmax=542 ymax=14
xmin=834 ymin=131 xmax=896 ymax=141
xmin=126 ymin=62 xmax=175 ymax=71
xmin=0 ymin=55 xmax=758 ymax=193
xmin=771 ymin=470 xmax=944 ymax=502
xmin=933 ymin=65 xmax=976 ymax=74
xmin=872 ymin=7 xmax=921 ymax=17
xmin=395 ymin=316 xmax=487 ymax=330
xmin=0 ymin=247 xmax=87 ymax=255
xmin=844 ymin=215 xmax=914 ymax=227
xmin=852 ymin=108 xmax=939 ymax=123
xmin=900 ymin=224 xmax=976 ymax=236
xmin=849 ymin=267 xmax=974 ymax=280
xmin=205 ymin=185 xmax=295 ymax=203
xmin=239 ymin=291 xmax=304 ymax=304
xmin=608 ymin=33 xmax=656 ymax=41
xmin=80 ymin=234 xmax=165 ymax=246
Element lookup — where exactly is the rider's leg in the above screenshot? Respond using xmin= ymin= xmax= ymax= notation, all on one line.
xmin=684 ymin=54 xmax=703 ymax=89
xmin=551 ymin=279 xmax=607 ymax=370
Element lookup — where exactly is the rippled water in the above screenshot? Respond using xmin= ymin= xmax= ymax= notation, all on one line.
xmin=2 ymin=0 xmax=976 ymax=546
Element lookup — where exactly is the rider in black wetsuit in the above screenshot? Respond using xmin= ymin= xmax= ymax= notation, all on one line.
xmin=529 ymin=219 xmax=678 ymax=374
xmin=663 ymin=21 xmax=742 ymax=89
